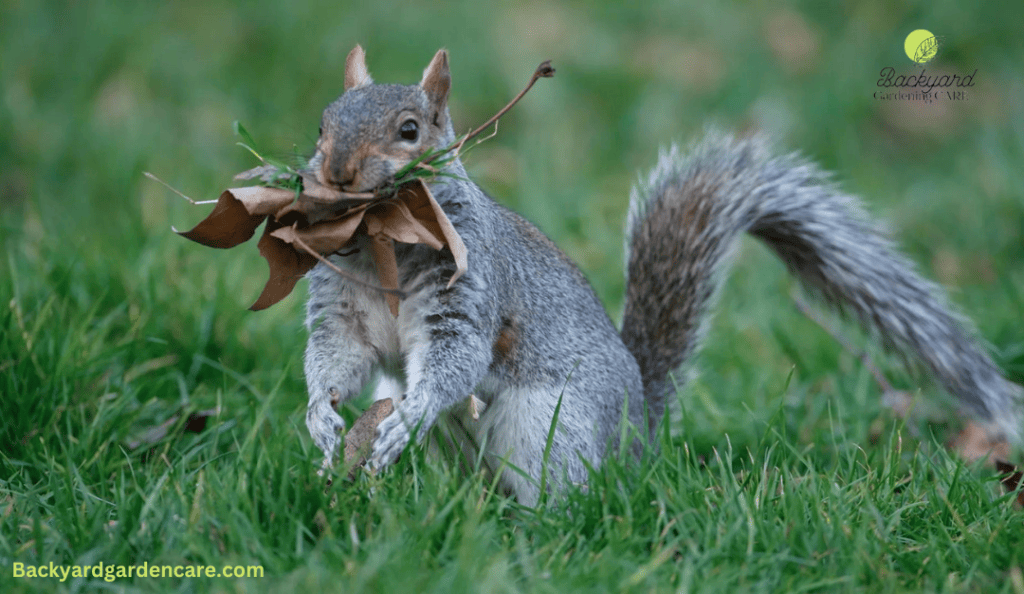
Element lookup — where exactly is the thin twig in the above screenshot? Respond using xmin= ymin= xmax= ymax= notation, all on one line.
xmin=456 ymin=121 xmax=500 ymax=160
xmin=433 ymin=60 xmax=555 ymax=163
xmin=386 ymin=61 xmax=554 ymax=192
xmin=791 ymin=294 xmax=894 ymax=393
xmin=291 ymin=232 xmax=406 ymax=298
xmin=144 ymin=172 xmax=218 ymax=205
xmin=791 ymin=293 xmax=923 ymax=436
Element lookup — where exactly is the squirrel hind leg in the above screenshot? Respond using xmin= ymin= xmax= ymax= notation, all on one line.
xmin=472 ymin=383 xmax=601 ymax=506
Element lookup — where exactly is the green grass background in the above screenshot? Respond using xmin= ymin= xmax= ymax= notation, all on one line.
xmin=2 ymin=1 xmax=1023 ymax=592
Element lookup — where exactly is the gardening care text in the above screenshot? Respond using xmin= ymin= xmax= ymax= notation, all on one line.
xmin=874 ymin=67 xmax=976 ymax=103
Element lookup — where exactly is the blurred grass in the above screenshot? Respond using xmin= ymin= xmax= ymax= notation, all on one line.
xmin=2 ymin=0 xmax=1023 ymax=592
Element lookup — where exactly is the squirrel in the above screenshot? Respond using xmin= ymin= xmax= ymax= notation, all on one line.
xmin=301 ymin=45 xmax=1022 ymax=505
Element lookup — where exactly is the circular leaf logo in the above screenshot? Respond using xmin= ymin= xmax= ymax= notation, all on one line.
xmin=905 ymin=29 xmax=939 ymax=64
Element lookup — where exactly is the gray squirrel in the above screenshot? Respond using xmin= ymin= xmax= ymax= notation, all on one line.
xmin=301 ymin=46 xmax=1022 ymax=505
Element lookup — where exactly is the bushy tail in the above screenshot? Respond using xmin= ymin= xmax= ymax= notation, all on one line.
xmin=620 ymin=133 xmax=1022 ymax=442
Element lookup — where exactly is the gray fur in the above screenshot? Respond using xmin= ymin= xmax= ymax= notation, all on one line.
xmin=305 ymin=165 xmax=642 ymax=504
xmin=622 ymin=132 xmax=1022 ymax=443
xmin=303 ymin=52 xmax=1022 ymax=505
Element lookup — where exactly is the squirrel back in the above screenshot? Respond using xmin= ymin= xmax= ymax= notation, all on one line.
xmin=301 ymin=47 xmax=1021 ymax=505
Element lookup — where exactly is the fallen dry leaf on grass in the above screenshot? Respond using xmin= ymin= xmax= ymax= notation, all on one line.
xmin=948 ymin=421 xmax=1024 ymax=507
xmin=947 ymin=420 xmax=1011 ymax=463
xmin=127 ymin=408 xmax=220 ymax=450
xmin=791 ymin=294 xmax=1024 ymax=507
xmin=176 ymin=176 xmax=467 ymax=315
xmin=995 ymin=460 xmax=1024 ymax=507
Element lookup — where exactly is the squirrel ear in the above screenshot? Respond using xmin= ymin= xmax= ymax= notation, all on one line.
xmin=344 ymin=45 xmax=374 ymax=91
xmin=420 ymin=49 xmax=451 ymax=122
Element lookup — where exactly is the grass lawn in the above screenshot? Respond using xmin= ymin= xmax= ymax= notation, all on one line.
xmin=2 ymin=1 xmax=1023 ymax=592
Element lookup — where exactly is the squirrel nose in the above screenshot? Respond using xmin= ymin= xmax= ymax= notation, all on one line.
xmin=320 ymin=155 xmax=355 ymax=191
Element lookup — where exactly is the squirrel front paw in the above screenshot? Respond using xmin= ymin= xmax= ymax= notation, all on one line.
xmin=368 ymin=413 xmax=410 ymax=470
xmin=306 ymin=391 xmax=347 ymax=474
xmin=368 ymin=396 xmax=429 ymax=470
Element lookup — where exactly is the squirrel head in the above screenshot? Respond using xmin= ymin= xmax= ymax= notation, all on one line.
xmin=311 ymin=45 xmax=455 ymax=192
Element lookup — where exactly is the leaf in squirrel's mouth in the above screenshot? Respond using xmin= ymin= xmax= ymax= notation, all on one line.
xmin=175 ymin=172 xmax=467 ymax=315
xmin=163 ymin=59 xmax=555 ymax=316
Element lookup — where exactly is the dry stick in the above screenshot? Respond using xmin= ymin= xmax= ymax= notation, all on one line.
xmin=432 ymin=60 xmax=555 ymax=163
xmin=144 ymin=172 xmax=219 ymax=205
xmin=791 ymin=293 xmax=895 ymax=393
xmin=290 ymin=232 xmax=407 ymax=299
xmin=790 ymin=293 xmax=923 ymax=436
xmin=465 ymin=120 xmax=500 ymax=153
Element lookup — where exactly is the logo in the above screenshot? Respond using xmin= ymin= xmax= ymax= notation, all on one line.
xmin=904 ymin=29 xmax=939 ymax=64
xmin=872 ymin=29 xmax=974 ymax=103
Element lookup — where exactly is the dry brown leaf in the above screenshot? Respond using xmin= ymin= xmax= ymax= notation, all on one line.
xmin=251 ymin=221 xmax=318 ymax=311
xmin=176 ymin=188 xmax=288 ymax=249
xmin=174 ymin=61 xmax=557 ymax=313
xmin=343 ymin=398 xmax=395 ymax=475
xmin=370 ymin=201 xmax=442 ymax=248
xmin=126 ymin=407 xmax=219 ymax=450
xmin=336 ymin=394 xmax=482 ymax=480
xmin=292 ymin=174 xmax=375 ymax=224
xmin=368 ymin=236 xmax=401 ymax=316
xmin=177 ymin=177 xmax=466 ymax=314
xmin=174 ymin=62 xmax=558 ymax=312
xmin=947 ymin=421 xmax=1024 ymax=508
xmin=948 ymin=420 xmax=1011 ymax=464
xmin=467 ymin=394 xmax=486 ymax=420
xmin=270 ymin=214 xmax=365 ymax=259
xmin=995 ymin=460 xmax=1024 ymax=507
xmin=412 ymin=182 xmax=467 ymax=287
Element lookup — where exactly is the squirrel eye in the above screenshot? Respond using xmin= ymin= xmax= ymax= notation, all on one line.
xmin=318 ymin=125 xmax=323 ymax=137
xmin=399 ymin=119 xmax=419 ymax=142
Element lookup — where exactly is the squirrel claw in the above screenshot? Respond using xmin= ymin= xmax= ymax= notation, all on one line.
xmin=369 ymin=411 xmax=412 ymax=469
xmin=306 ymin=395 xmax=347 ymax=467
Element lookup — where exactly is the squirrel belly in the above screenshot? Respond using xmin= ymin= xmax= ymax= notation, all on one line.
xmin=302 ymin=46 xmax=1023 ymax=505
